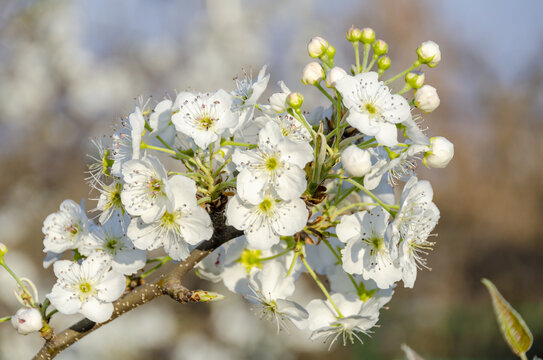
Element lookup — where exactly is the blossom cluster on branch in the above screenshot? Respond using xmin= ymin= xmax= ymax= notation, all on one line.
xmin=0 ymin=26 xmax=453 ymax=355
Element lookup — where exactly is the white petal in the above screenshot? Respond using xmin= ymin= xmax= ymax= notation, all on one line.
xmin=96 ymin=270 xmax=126 ymax=302
xmin=47 ymin=286 xmax=81 ymax=315
xmin=81 ymin=298 xmax=113 ymax=323
xmin=271 ymin=199 xmax=308 ymax=236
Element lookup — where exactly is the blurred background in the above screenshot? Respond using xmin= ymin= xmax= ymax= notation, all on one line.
xmin=0 ymin=0 xmax=542 ymax=359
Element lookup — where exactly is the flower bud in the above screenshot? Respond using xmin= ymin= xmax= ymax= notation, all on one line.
xmin=302 ymin=62 xmax=325 ymax=85
xmin=325 ymin=45 xmax=336 ymax=59
xmin=307 ymin=36 xmax=328 ymax=58
xmin=423 ymin=136 xmax=454 ymax=168
xmin=414 ymin=85 xmax=440 ymax=112
xmin=346 ymin=26 xmax=362 ymax=42
xmin=286 ymin=92 xmax=304 ymax=109
xmin=417 ymin=41 xmax=441 ymax=67
xmin=188 ymin=290 xmax=225 ymax=303
xmin=360 ymin=28 xmax=376 ymax=44
xmin=405 ymin=70 xmax=425 ymax=89
xmin=11 ymin=308 xmax=43 ymax=335
xmin=269 ymin=92 xmax=288 ymax=113
xmin=377 ymin=56 xmax=391 ymax=71
xmin=342 ymin=145 xmax=372 ymax=177
xmin=372 ymin=39 xmax=388 ymax=56
xmin=326 ymin=66 xmax=348 ymax=88
xmin=0 ymin=242 xmax=7 ymax=258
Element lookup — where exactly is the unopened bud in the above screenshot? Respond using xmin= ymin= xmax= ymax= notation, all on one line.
xmin=360 ymin=28 xmax=376 ymax=44
xmin=326 ymin=67 xmax=348 ymax=88
xmin=0 ymin=242 xmax=7 ymax=258
xmin=286 ymin=92 xmax=304 ymax=109
xmin=325 ymin=45 xmax=336 ymax=59
xmin=307 ymin=36 xmax=328 ymax=58
xmin=11 ymin=308 xmax=43 ymax=335
xmin=417 ymin=41 xmax=441 ymax=67
xmin=414 ymin=85 xmax=440 ymax=112
xmin=377 ymin=56 xmax=391 ymax=71
xmin=372 ymin=39 xmax=388 ymax=56
xmin=342 ymin=145 xmax=372 ymax=177
xmin=405 ymin=70 xmax=425 ymax=89
xmin=302 ymin=62 xmax=325 ymax=85
xmin=346 ymin=26 xmax=362 ymax=42
xmin=189 ymin=290 xmax=225 ymax=303
xmin=423 ymin=136 xmax=454 ymax=168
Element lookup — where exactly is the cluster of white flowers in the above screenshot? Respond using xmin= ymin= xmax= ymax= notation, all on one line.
xmin=2 ymin=26 xmax=454 ymax=349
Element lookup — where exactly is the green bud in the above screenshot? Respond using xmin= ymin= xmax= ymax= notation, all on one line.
xmin=405 ymin=70 xmax=425 ymax=89
xmin=346 ymin=26 xmax=362 ymax=42
xmin=372 ymin=39 xmax=388 ymax=56
xmin=0 ymin=242 xmax=6 ymax=258
xmin=325 ymin=44 xmax=336 ymax=59
xmin=360 ymin=27 xmax=376 ymax=44
xmin=286 ymin=92 xmax=304 ymax=109
xmin=189 ymin=290 xmax=225 ymax=303
xmin=377 ymin=56 xmax=391 ymax=71
xmin=482 ymin=278 xmax=533 ymax=358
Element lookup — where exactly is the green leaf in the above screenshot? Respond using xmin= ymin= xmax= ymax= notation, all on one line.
xmin=482 ymin=278 xmax=533 ymax=358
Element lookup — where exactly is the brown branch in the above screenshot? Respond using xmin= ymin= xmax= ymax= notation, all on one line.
xmin=34 ymin=208 xmax=243 ymax=360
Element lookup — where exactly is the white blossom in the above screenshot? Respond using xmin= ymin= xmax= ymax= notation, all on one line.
xmin=231 ymin=65 xmax=270 ymax=133
xmin=127 ymin=175 xmax=213 ymax=261
xmin=335 ymin=72 xmax=411 ymax=146
xmin=246 ymin=262 xmax=308 ymax=331
xmin=149 ymin=99 xmax=177 ymax=147
xmin=172 ymin=89 xmax=238 ymax=149
xmin=337 ymin=207 xmax=401 ymax=289
xmin=226 ymin=192 xmax=308 ymax=250
xmin=341 ymin=145 xmax=372 ymax=177
xmin=47 ymin=256 xmax=126 ymax=323
xmin=233 ymin=121 xmax=312 ymax=204
xmin=387 ymin=176 xmax=440 ymax=288
xmin=417 ymin=41 xmax=441 ymax=67
xmin=120 ymin=155 xmax=172 ymax=224
xmin=326 ymin=66 xmax=348 ymax=88
xmin=42 ymin=199 xmax=91 ymax=254
xmin=79 ymin=216 xmax=146 ymax=275
xmin=301 ymin=62 xmax=325 ymax=85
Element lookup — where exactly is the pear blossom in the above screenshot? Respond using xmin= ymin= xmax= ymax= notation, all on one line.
xmin=172 ymin=89 xmax=238 ymax=149
xmin=232 ymin=121 xmax=312 ymax=203
xmin=42 ymin=199 xmax=91 ymax=254
xmin=94 ymin=179 xmax=124 ymax=225
xmin=127 ymin=175 xmax=213 ymax=261
xmin=387 ymin=176 xmax=440 ymax=287
xmin=337 ymin=207 xmax=401 ymax=289
xmin=231 ymin=65 xmax=270 ymax=132
xmin=307 ymin=36 xmax=328 ymax=58
xmin=120 ymin=155 xmax=172 ymax=224
xmin=417 ymin=41 xmax=441 ymax=67
xmin=335 ymin=71 xmax=411 ymax=146
xmin=226 ymin=192 xmax=308 ymax=250
xmin=247 ymin=262 xmax=308 ymax=331
xmin=301 ymin=62 xmax=325 ymax=85
xmin=267 ymin=81 xmax=292 ymax=114
xmin=11 ymin=308 xmax=43 ymax=335
xmin=47 ymin=256 xmax=126 ymax=323
xmin=306 ymin=293 xmax=380 ymax=348
xmin=79 ymin=216 xmax=146 ymax=275
xmin=128 ymin=106 xmax=145 ymax=160
xmin=326 ymin=66 xmax=348 ymax=88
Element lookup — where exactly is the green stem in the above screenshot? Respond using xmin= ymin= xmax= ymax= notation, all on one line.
xmin=353 ymin=42 xmax=361 ymax=73
xmin=301 ymin=256 xmax=344 ymax=317
xmin=286 ymin=251 xmax=300 ymax=277
xmin=397 ymin=83 xmax=412 ymax=95
xmin=0 ymin=260 xmax=35 ymax=306
xmin=221 ymin=140 xmax=257 ymax=149
xmin=45 ymin=309 xmax=58 ymax=322
xmin=260 ymin=247 xmax=295 ymax=262
xmin=366 ymin=55 xmax=378 ymax=73
xmin=0 ymin=316 xmax=11 ymax=323
xmin=334 ymin=182 xmax=357 ymax=205
xmin=344 ymin=178 xmax=396 ymax=216
xmin=335 ymin=202 xmax=379 ymax=216
xmin=384 ymin=61 xmax=421 ymax=85
xmin=361 ymin=43 xmax=371 ymax=72
xmin=141 ymin=142 xmax=177 ymax=156
xmin=315 ymin=83 xmax=335 ymax=105
xmin=321 ymin=239 xmax=362 ymax=295
xmin=520 ymin=353 xmax=528 ymax=360
xmin=41 ymin=298 xmax=51 ymax=318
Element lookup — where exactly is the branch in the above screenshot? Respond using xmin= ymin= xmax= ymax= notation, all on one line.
xmin=34 ymin=207 xmax=242 ymax=360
